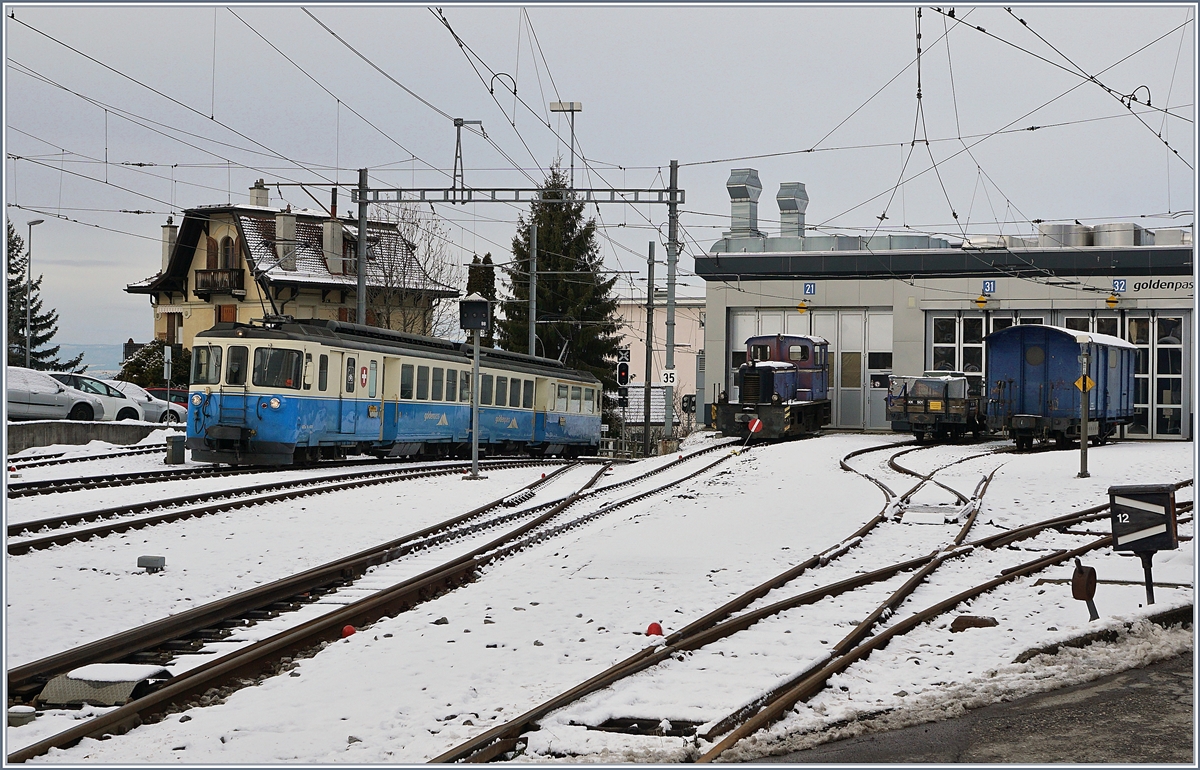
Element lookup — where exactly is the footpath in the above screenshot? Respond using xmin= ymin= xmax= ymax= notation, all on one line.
xmin=762 ymin=653 xmax=1193 ymax=763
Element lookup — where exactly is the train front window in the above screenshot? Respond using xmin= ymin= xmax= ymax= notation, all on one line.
xmin=444 ymin=368 xmax=456 ymax=401
xmin=750 ymin=344 xmax=771 ymax=361
xmin=417 ymin=366 xmax=430 ymax=400
xmin=252 ymin=348 xmax=303 ymax=389
xmin=788 ymin=345 xmax=808 ymax=362
xmin=401 ymin=364 xmax=414 ymax=399
xmin=191 ymin=345 xmax=222 ymax=385
xmin=226 ymin=345 xmax=248 ymax=385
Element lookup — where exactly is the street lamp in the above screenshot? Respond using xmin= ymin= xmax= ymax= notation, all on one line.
xmin=549 ymin=101 xmax=582 ymax=188
xmin=25 ymin=219 xmax=44 ymax=368
xmin=460 ymin=293 xmax=490 ymax=480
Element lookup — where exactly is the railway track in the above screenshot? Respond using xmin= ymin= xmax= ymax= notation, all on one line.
xmin=6 ymin=439 xmax=739 ymax=763
xmin=8 ymin=443 xmax=170 ymax=470
xmin=6 ymin=458 xmax=575 ymax=555
xmin=429 ymin=442 xmax=1191 ymax=764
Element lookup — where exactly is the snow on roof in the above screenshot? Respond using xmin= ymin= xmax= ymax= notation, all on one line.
xmin=236 ymin=214 xmax=455 ymax=295
xmin=998 ymin=324 xmax=1137 ymax=350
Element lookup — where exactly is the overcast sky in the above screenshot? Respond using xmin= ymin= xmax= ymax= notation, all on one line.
xmin=4 ymin=3 xmax=1195 ymax=347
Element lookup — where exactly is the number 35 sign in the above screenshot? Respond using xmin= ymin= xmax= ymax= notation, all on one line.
xmin=659 ymin=369 xmax=677 ymax=386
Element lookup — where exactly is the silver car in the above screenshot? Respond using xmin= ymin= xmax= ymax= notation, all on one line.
xmin=106 ymin=380 xmax=186 ymax=423
xmin=48 ymin=373 xmax=145 ymax=421
xmin=6 ymin=367 xmax=106 ymax=421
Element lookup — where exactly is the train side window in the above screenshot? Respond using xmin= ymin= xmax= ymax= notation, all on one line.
xmin=556 ymin=384 xmax=569 ymax=412
xmin=191 ymin=345 xmax=222 ymax=385
xmin=509 ymin=379 xmax=522 ymax=408
xmin=226 ymin=345 xmax=249 ymax=385
xmin=303 ymin=353 xmax=313 ymax=390
xmin=787 ymin=345 xmax=808 ymax=362
xmin=417 ymin=366 xmax=430 ymax=400
xmin=570 ymin=386 xmax=582 ymax=413
xmin=481 ymin=374 xmax=494 ymax=405
xmin=584 ymin=387 xmax=595 ymax=414
xmin=368 ymin=361 xmax=378 ymax=399
xmin=444 ymin=368 xmax=457 ymax=401
xmin=345 ymin=357 xmax=356 ymax=393
xmin=400 ymin=364 xmax=414 ymax=399
xmin=496 ymin=376 xmax=508 ymax=407
xmin=431 ymin=368 xmax=444 ymax=401
xmin=318 ymin=355 xmax=329 ymax=391
xmin=523 ymin=380 xmax=534 ymax=409
xmin=460 ymin=371 xmax=471 ymax=402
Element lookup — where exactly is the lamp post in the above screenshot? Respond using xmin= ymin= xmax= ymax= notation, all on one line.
xmin=460 ymin=293 xmax=490 ymax=480
xmin=24 ymin=219 xmax=44 ymax=368
xmin=549 ymin=101 xmax=582 ymax=188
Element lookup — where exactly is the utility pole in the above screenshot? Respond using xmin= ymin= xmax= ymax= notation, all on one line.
xmin=24 ymin=218 xmax=43 ymax=368
xmin=356 ymin=168 xmax=369 ymax=325
xmin=550 ymin=102 xmax=582 ymax=189
xmin=529 ymin=224 xmax=537 ymax=357
xmin=1078 ymin=348 xmax=1091 ymax=478
xmin=643 ymin=241 xmax=655 ymax=458
xmin=662 ymin=160 xmax=680 ymax=442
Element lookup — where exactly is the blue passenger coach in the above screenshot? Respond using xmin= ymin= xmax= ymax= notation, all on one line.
xmin=985 ymin=324 xmax=1136 ymax=450
xmin=186 ymin=317 xmax=602 ymax=465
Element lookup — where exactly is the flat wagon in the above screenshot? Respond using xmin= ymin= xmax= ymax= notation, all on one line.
xmin=887 ymin=371 xmax=987 ymax=442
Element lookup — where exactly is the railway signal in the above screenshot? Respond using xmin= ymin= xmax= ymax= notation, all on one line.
xmin=1109 ymin=483 xmax=1178 ymax=605
xmin=616 ymin=362 xmax=630 ymax=387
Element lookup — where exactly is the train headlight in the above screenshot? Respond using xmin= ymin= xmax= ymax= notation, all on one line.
xmin=269 ymin=397 xmax=282 ymax=410
xmin=771 ymin=393 xmax=781 ymax=404
xmin=191 ymin=393 xmax=202 ymax=406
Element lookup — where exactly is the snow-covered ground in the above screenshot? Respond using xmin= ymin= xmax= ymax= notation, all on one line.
xmin=4 ymin=432 xmax=1193 ymax=763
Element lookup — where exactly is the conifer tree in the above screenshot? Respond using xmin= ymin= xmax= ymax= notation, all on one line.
xmin=5 ymin=219 xmax=84 ymax=371
xmin=465 ymin=253 xmax=497 ymax=347
xmin=496 ymin=164 xmax=620 ymax=389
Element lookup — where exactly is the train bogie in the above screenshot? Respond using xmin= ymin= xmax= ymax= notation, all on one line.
xmin=186 ymin=318 xmax=601 ymax=465
xmin=985 ymin=324 xmax=1136 ymax=449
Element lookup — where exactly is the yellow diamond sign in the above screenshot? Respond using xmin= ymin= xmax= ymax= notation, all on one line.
xmin=1075 ymin=375 xmax=1095 ymax=392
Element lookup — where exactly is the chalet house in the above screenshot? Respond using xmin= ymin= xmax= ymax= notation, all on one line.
xmin=126 ymin=180 xmax=458 ymax=350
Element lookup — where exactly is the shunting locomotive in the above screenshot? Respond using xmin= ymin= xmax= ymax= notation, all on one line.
xmin=714 ymin=334 xmax=832 ymax=439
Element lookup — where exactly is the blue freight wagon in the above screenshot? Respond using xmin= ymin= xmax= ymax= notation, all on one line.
xmin=985 ymin=324 xmax=1136 ymax=450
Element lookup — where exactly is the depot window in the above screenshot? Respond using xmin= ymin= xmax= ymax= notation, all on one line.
xmin=191 ymin=345 xmax=223 ymax=385
xmin=252 ymin=347 xmax=303 ymax=389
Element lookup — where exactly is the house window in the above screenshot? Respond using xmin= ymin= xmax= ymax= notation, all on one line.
xmin=216 ymin=304 xmax=237 ymax=324
xmin=220 ymin=237 xmax=236 ymax=269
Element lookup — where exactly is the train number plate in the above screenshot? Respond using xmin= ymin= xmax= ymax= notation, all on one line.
xmin=928 ymin=400 xmax=943 ymax=411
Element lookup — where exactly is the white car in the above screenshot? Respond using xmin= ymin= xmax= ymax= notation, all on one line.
xmin=48 ymin=373 xmax=145 ymax=421
xmin=6 ymin=367 xmax=106 ymax=421
xmin=106 ymin=380 xmax=186 ymax=423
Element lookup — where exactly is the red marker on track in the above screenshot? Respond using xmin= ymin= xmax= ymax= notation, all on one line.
xmin=748 ymin=418 xmax=764 ymax=434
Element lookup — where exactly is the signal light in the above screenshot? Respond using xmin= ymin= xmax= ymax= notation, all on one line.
xmin=616 ymin=362 xmax=630 ymax=386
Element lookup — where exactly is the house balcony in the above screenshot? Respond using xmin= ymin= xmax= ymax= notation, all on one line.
xmin=193 ymin=268 xmax=246 ymax=299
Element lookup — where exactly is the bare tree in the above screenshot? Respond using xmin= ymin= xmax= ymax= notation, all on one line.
xmin=366 ymin=201 xmax=462 ymax=337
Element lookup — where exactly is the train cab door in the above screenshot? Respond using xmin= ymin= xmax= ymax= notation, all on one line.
xmin=381 ymin=357 xmax=402 ymax=442
xmin=362 ymin=357 xmax=382 ymax=439
xmin=220 ymin=343 xmax=250 ymax=425
xmin=534 ymin=377 xmax=553 ymax=441
xmin=339 ymin=353 xmax=358 ymax=434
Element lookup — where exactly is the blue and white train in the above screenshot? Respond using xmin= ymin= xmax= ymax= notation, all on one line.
xmin=186 ymin=317 xmax=603 ymax=465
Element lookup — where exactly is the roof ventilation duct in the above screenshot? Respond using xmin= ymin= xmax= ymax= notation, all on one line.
xmin=776 ymin=182 xmax=809 ymax=238
xmin=1093 ymin=222 xmax=1148 ymax=247
xmin=727 ymin=168 xmax=764 ymax=237
xmin=1038 ymin=223 xmax=1092 ymax=248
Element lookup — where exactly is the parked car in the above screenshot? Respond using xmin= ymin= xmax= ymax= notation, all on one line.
xmin=6 ymin=367 xmax=106 ymax=421
xmin=145 ymin=387 xmax=188 ymax=406
xmin=47 ymin=373 xmax=145 ymax=421
xmin=106 ymin=380 xmax=186 ymax=423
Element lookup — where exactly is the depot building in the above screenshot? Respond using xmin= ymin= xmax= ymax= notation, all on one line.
xmin=695 ymin=169 xmax=1194 ymax=441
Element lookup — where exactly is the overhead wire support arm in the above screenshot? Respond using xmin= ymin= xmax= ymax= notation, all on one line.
xmin=352 ymin=187 xmax=685 ymax=205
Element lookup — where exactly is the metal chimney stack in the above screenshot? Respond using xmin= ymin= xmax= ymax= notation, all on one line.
xmin=776 ymin=182 xmax=809 ymax=238
xmin=276 ymin=207 xmax=296 ymax=271
xmin=726 ymin=168 xmax=764 ymax=236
